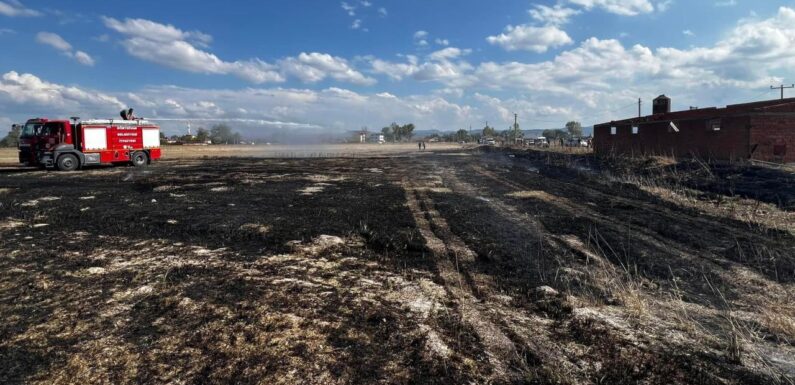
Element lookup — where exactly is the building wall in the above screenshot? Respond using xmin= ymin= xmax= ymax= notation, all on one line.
xmin=594 ymin=116 xmax=751 ymax=161
xmin=750 ymin=115 xmax=795 ymax=163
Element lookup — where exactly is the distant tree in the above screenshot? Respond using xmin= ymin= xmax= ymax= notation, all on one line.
xmin=381 ymin=126 xmax=394 ymax=142
xmin=402 ymin=123 xmax=415 ymax=141
xmin=482 ymin=125 xmax=496 ymax=137
xmin=542 ymin=129 xmax=569 ymax=141
xmin=565 ymin=121 xmax=583 ymax=138
xmin=385 ymin=122 xmax=416 ymax=142
xmin=210 ymin=124 xmax=238 ymax=144
xmin=389 ymin=122 xmax=401 ymax=141
xmin=159 ymin=131 xmax=167 ymax=140
xmin=454 ymin=129 xmax=469 ymax=142
xmin=195 ymin=127 xmax=210 ymax=143
xmin=0 ymin=124 xmax=21 ymax=147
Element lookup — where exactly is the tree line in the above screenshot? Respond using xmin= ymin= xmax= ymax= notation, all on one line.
xmin=380 ymin=123 xmax=415 ymax=142
xmin=542 ymin=121 xmax=583 ymax=142
xmin=166 ymin=124 xmax=243 ymax=144
xmin=422 ymin=120 xmax=585 ymax=144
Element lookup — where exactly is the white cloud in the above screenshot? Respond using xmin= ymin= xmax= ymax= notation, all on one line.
xmin=487 ymin=24 xmax=573 ymax=53
xmin=366 ymin=7 xmax=795 ymax=125
xmin=428 ymin=47 xmax=471 ymax=61
xmin=103 ymin=17 xmax=374 ymax=86
xmin=370 ymin=50 xmax=474 ymax=85
xmin=36 ymin=32 xmax=95 ymax=66
xmin=568 ymin=0 xmax=655 ymax=16
xmin=0 ymin=0 xmax=40 ymax=17
xmin=378 ymin=7 xmax=387 ymax=16
xmin=683 ymin=29 xmax=694 ymax=36
xmin=73 ymin=51 xmax=95 ymax=66
xmin=530 ymin=4 xmax=581 ymax=25
xmin=435 ymin=38 xmax=450 ymax=46
xmin=279 ymin=52 xmax=376 ymax=86
xmin=473 ymin=93 xmax=573 ymax=125
xmin=657 ymin=0 xmax=673 ymax=13
xmin=36 ymin=31 xmax=71 ymax=51
xmin=102 ymin=16 xmax=211 ymax=47
xmin=715 ymin=0 xmax=737 ymax=6
xmin=123 ymin=84 xmax=477 ymax=138
xmin=0 ymin=71 xmax=124 ymax=113
xmin=341 ymin=2 xmax=356 ymax=16
xmin=412 ymin=30 xmax=429 ymax=46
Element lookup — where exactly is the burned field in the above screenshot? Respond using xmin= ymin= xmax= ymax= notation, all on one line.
xmin=1 ymin=148 xmax=794 ymax=384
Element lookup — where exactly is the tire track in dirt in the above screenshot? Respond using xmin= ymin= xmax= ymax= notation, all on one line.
xmin=399 ymin=174 xmax=522 ymax=383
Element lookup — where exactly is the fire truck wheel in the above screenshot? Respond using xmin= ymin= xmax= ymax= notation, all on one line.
xmin=56 ymin=154 xmax=79 ymax=172
xmin=132 ymin=152 xmax=148 ymax=167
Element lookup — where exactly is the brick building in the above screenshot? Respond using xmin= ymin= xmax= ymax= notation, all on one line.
xmin=593 ymin=96 xmax=795 ymax=163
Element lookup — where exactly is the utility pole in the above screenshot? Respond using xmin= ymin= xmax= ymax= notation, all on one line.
xmin=638 ymin=98 xmax=642 ymax=118
xmin=771 ymin=84 xmax=794 ymax=100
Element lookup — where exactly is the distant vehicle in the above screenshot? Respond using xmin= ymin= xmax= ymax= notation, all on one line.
xmin=21 ymin=110 xmax=162 ymax=171
xmin=565 ymin=138 xmax=589 ymax=147
xmin=481 ymin=137 xmax=496 ymax=146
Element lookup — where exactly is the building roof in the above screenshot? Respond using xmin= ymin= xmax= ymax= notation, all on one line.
xmin=597 ymin=97 xmax=795 ymax=127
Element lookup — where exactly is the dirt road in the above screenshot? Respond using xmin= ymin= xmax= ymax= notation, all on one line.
xmin=1 ymin=147 xmax=793 ymax=384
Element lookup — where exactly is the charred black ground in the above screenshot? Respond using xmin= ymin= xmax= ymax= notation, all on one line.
xmin=0 ymin=148 xmax=793 ymax=384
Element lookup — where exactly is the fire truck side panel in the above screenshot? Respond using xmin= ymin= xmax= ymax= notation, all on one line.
xmin=83 ymin=127 xmax=107 ymax=150
xmin=142 ymin=128 xmax=160 ymax=149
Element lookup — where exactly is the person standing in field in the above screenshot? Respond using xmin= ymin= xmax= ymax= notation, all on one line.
xmin=422 ymin=141 xmax=426 ymax=150
xmin=418 ymin=141 xmax=422 ymax=151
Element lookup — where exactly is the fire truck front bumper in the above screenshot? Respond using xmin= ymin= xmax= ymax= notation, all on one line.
xmin=37 ymin=153 xmax=55 ymax=168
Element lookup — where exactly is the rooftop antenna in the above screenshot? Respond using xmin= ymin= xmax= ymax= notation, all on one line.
xmin=771 ymin=84 xmax=794 ymax=100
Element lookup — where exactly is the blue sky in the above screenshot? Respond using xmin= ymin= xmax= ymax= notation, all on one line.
xmin=1 ymin=0 xmax=795 ymax=139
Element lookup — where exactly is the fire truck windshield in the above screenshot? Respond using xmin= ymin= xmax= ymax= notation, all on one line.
xmin=20 ymin=122 xmax=42 ymax=138
xmin=39 ymin=122 xmax=62 ymax=136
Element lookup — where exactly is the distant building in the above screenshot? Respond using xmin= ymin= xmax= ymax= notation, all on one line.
xmin=594 ymin=96 xmax=795 ymax=163
xmin=368 ymin=133 xmax=385 ymax=144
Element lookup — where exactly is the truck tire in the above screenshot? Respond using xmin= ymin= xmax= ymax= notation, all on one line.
xmin=131 ymin=151 xmax=148 ymax=167
xmin=56 ymin=154 xmax=79 ymax=172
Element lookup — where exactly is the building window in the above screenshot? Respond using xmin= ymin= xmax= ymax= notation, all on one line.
xmin=709 ymin=119 xmax=721 ymax=131
xmin=632 ymin=126 xmax=639 ymax=134
xmin=610 ymin=126 xmax=617 ymax=135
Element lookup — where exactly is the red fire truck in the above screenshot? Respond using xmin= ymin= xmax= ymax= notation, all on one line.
xmin=24 ymin=115 xmax=162 ymax=171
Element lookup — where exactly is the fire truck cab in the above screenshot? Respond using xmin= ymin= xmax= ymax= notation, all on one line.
xmin=28 ymin=118 xmax=162 ymax=171
xmin=17 ymin=118 xmax=47 ymax=165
